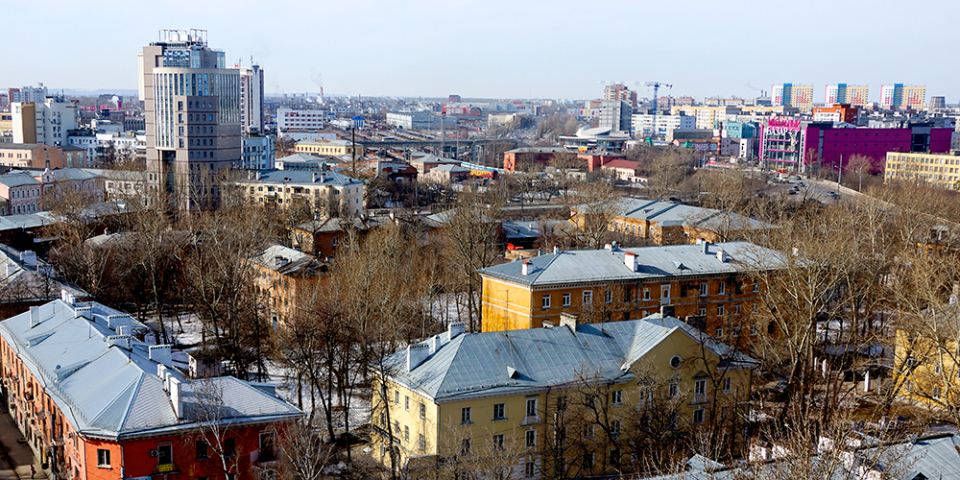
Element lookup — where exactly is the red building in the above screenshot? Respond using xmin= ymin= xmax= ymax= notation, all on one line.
xmin=0 ymin=296 xmax=302 ymax=480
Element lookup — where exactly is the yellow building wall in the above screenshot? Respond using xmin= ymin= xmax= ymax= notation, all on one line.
xmin=370 ymin=327 xmax=753 ymax=478
xmin=894 ymin=328 xmax=960 ymax=407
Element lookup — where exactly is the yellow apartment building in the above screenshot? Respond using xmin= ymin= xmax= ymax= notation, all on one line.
xmin=371 ymin=317 xmax=758 ymax=479
xmin=294 ymin=139 xmax=364 ymax=157
xmin=884 ymin=152 xmax=960 ymax=191
xmin=894 ymin=304 xmax=960 ymax=410
xmin=230 ymin=169 xmax=365 ymax=217
xmin=477 ymin=241 xmax=785 ymax=347
xmin=249 ymin=244 xmax=326 ymax=328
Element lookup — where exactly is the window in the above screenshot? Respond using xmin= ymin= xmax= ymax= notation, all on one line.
xmin=524 ymin=461 xmax=535 ymax=478
xmin=418 ymin=434 xmax=426 ymax=452
xmin=462 ymin=407 xmax=472 ymax=425
xmin=196 ymin=441 xmax=209 ymax=460
xmin=332 ymin=237 xmax=339 ymax=247
xmin=419 ymin=402 xmax=426 ymax=419
xmin=661 ymin=284 xmax=671 ymax=300
xmin=404 ymin=426 xmax=410 ymax=442
xmin=698 ymin=307 xmax=706 ymax=316
xmin=611 ymin=419 xmax=622 ymax=437
xmin=461 ymin=439 xmax=471 ymax=456
xmin=405 ymin=395 xmax=410 ymax=411
xmin=224 ymin=438 xmax=236 ymax=457
xmin=611 ymin=390 xmax=623 ymax=405
xmin=643 ymin=287 xmax=651 ymax=300
xmin=97 ymin=449 xmax=110 ymax=467
xmin=604 ymin=289 xmax=613 ymax=304
xmin=716 ymin=326 xmax=723 ymax=338
xmin=669 ymin=383 xmax=679 ymax=398
xmin=393 ymin=421 xmax=400 ymax=434
xmin=542 ymin=295 xmax=551 ymax=309
xmin=394 ymin=391 xmax=400 ymax=405
xmin=723 ymin=377 xmax=732 ymax=393
xmin=583 ymin=452 xmax=594 ymax=471
xmin=719 ymin=282 xmax=726 ymax=294
xmin=695 ymin=379 xmax=706 ymax=396
xmin=693 ymin=408 xmax=705 ymax=424
xmin=492 ymin=434 xmax=505 ymax=451
xmin=750 ymin=323 xmax=759 ymax=336
xmin=259 ymin=431 xmax=277 ymax=462
xmin=525 ymin=429 xmax=536 ymax=448
xmin=584 ymin=423 xmax=595 ymax=439
xmin=700 ymin=282 xmax=708 ymax=296
xmin=526 ymin=398 xmax=538 ymax=418
xmin=493 ymin=403 xmax=505 ymax=420
xmin=670 ymin=355 xmax=682 ymax=369
xmin=717 ymin=304 xmax=725 ymax=316
xmin=562 ymin=293 xmax=571 ymax=306
xmin=157 ymin=444 xmax=173 ymax=471
xmin=733 ymin=325 xmax=742 ymax=337
xmin=753 ymin=280 xmax=759 ymax=293
xmin=582 ymin=290 xmax=593 ymax=305
xmin=379 ymin=412 xmax=386 ymax=427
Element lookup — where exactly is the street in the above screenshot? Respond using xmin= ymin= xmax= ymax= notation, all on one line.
xmin=0 ymin=406 xmax=46 ymax=480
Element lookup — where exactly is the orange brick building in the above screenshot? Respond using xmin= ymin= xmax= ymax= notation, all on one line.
xmin=0 ymin=296 xmax=302 ymax=480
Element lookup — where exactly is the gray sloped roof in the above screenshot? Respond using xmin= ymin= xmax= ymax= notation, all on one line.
xmin=250 ymin=244 xmax=324 ymax=276
xmin=0 ymin=299 xmax=302 ymax=440
xmin=477 ymin=241 xmax=785 ymax=287
xmin=251 ymin=169 xmax=362 ymax=187
xmin=0 ymin=244 xmax=88 ymax=303
xmin=383 ymin=315 xmax=757 ymax=402
xmin=615 ymin=198 xmax=774 ymax=232
xmin=0 ymin=172 xmax=41 ymax=188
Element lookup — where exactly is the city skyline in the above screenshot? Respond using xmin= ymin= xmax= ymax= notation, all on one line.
xmin=3 ymin=0 xmax=958 ymax=102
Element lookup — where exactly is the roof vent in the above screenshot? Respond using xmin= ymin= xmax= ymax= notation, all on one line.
xmin=507 ymin=366 xmax=519 ymax=379
xmin=29 ymin=306 xmax=40 ymax=328
xmin=447 ymin=322 xmax=465 ymax=341
xmin=106 ymin=334 xmax=131 ymax=350
xmin=624 ymin=251 xmax=639 ymax=272
xmin=702 ymin=241 xmax=710 ymax=254
xmin=717 ymin=249 xmax=729 ymax=263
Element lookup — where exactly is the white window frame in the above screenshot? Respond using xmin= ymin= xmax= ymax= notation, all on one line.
xmin=700 ymin=282 xmax=708 ymax=296
xmin=562 ymin=292 xmax=571 ymax=306
xmin=525 ymin=429 xmax=536 ymax=448
xmin=542 ymin=294 xmax=551 ymax=309
xmin=604 ymin=289 xmax=613 ymax=304
xmin=526 ymin=397 xmax=538 ymax=418
xmin=723 ymin=377 xmax=732 ymax=393
xmin=462 ymin=407 xmax=472 ymax=425
xmin=693 ymin=408 xmax=705 ymax=424
xmin=718 ymin=282 xmax=726 ymax=295
xmin=97 ymin=449 xmax=110 ymax=467
xmin=582 ymin=290 xmax=593 ymax=305
xmin=661 ymin=284 xmax=671 ymax=301
xmin=611 ymin=389 xmax=623 ymax=405
xmin=716 ymin=326 xmax=723 ymax=338
xmin=643 ymin=288 xmax=651 ymax=300
xmin=718 ymin=304 xmax=725 ymax=316
xmin=695 ymin=379 xmax=706 ymax=396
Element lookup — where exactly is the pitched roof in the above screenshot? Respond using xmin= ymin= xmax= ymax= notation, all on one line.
xmin=247 ymin=169 xmax=362 ymax=187
xmin=0 ymin=299 xmax=302 ymax=440
xmin=477 ymin=241 xmax=785 ymax=287
xmin=250 ymin=244 xmax=325 ymax=276
xmin=0 ymin=244 xmax=89 ymax=303
xmin=382 ymin=315 xmax=757 ymax=403
xmin=613 ymin=198 xmax=774 ymax=231
xmin=0 ymin=172 xmax=41 ymax=188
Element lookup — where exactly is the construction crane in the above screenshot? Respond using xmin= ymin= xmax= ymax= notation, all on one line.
xmin=645 ymin=81 xmax=672 ymax=140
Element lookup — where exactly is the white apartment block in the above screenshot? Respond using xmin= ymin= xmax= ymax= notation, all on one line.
xmin=632 ymin=114 xmax=696 ymax=138
xmin=12 ymin=97 xmax=78 ymax=146
xmin=278 ymin=107 xmax=329 ymax=136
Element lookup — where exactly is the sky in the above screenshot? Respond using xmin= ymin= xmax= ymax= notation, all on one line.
xmin=3 ymin=0 xmax=958 ymax=103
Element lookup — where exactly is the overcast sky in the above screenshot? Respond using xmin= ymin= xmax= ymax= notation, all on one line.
xmin=4 ymin=0 xmax=958 ymax=102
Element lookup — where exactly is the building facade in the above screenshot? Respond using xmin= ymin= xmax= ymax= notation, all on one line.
xmin=812 ymin=104 xmax=860 ymax=124
xmin=240 ymin=134 xmax=275 ymax=170
xmin=884 ymin=152 xmax=960 ymax=190
xmin=477 ymin=241 xmax=782 ymax=342
xmin=771 ymin=84 xmax=814 ymax=111
xmin=293 ymin=139 xmax=363 ymax=157
xmin=599 ymin=101 xmax=633 ymax=135
xmin=880 ymin=84 xmax=926 ymax=110
xmin=12 ymin=97 xmax=78 ymax=146
xmin=631 ymin=114 xmax=696 ymax=139
xmin=824 ymin=84 xmax=869 ymax=106
xmin=231 ymin=169 xmax=364 ymax=217
xmin=603 ymin=83 xmax=638 ymax=108
xmin=239 ymin=64 xmax=264 ymax=135
xmin=140 ymin=29 xmax=242 ymax=210
xmin=0 ymin=144 xmax=74 ymax=170
xmin=0 ymin=297 xmax=302 ymax=480
xmin=372 ymin=318 xmax=757 ymax=479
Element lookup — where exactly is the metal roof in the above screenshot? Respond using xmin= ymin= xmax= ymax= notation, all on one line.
xmin=251 ymin=243 xmax=324 ymax=276
xmin=383 ymin=315 xmax=756 ymax=403
xmin=0 ymin=172 xmax=41 ymax=188
xmin=615 ymin=198 xmax=774 ymax=232
xmin=477 ymin=241 xmax=785 ymax=287
xmin=246 ymin=169 xmax=362 ymax=187
xmin=0 ymin=298 xmax=302 ymax=440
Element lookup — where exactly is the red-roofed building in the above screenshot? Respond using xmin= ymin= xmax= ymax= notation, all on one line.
xmin=600 ymin=159 xmax=646 ymax=183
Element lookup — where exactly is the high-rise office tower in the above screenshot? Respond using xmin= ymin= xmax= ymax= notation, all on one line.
xmin=824 ymin=84 xmax=869 ymax=106
xmin=139 ymin=29 xmax=241 ymax=210
xmin=239 ymin=64 xmax=264 ymax=135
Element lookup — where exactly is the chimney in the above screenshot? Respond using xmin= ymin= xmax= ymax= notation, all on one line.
xmin=406 ymin=343 xmax=430 ymax=372
xmin=429 ymin=335 xmax=442 ymax=355
xmin=604 ymin=244 xmax=613 ymax=250
xmin=553 ymin=244 xmax=559 ymax=255
xmin=312 ymin=172 xmax=319 ymax=183
xmin=5 ymin=263 xmax=15 ymax=277
xmin=74 ymin=306 xmax=92 ymax=319
xmin=255 ymin=171 xmax=262 ymax=181
xmin=19 ymin=250 xmax=37 ymax=266
xmin=106 ymin=334 xmax=131 ymax=350
xmin=702 ymin=241 xmax=710 ymax=254
xmin=716 ymin=249 xmax=729 ymax=263
xmin=447 ymin=322 xmax=466 ymax=341
xmin=560 ymin=313 xmax=578 ymax=330
xmin=168 ymin=377 xmax=183 ymax=419
xmin=624 ymin=251 xmax=639 ymax=272
xmin=29 ymin=306 xmax=40 ymax=328
xmin=149 ymin=344 xmax=172 ymax=367
xmin=521 ymin=260 xmax=531 ymax=276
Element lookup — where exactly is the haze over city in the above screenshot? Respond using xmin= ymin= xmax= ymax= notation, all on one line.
xmin=3 ymin=0 xmax=958 ymax=101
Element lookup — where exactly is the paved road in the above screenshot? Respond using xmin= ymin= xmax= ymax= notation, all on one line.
xmin=0 ymin=407 xmax=47 ymax=480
